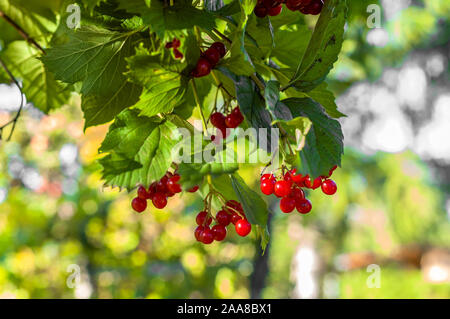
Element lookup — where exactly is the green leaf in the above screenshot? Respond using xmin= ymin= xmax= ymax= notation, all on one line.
xmin=283 ymin=97 xmax=344 ymax=178
xmin=99 ymin=109 xmax=178 ymax=190
xmin=178 ymin=160 xmax=239 ymax=190
xmin=1 ymin=41 xmax=71 ymax=113
xmin=288 ymin=0 xmax=347 ymax=91
xmin=306 ymin=82 xmax=346 ymax=118
xmin=264 ymin=80 xmax=292 ymax=122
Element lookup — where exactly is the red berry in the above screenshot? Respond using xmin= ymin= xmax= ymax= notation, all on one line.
xmin=203 ymin=47 xmax=221 ymax=66
xmin=167 ymin=175 xmax=182 ymax=193
xmin=304 ymin=175 xmax=322 ymax=189
xmin=173 ymin=48 xmax=183 ymax=60
xmin=274 ymin=180 xmax=292 ymax=197
xmin=321 ymin=179 xmax=337 ymax=195
xmin=328 ymin=165 xmax=338 ymax=178
xmin=131 ymin=197 xmax=147 ymax=213
xmin=230 ymin=212 xmax=242 ymax=225
xmin=211 ymin=42 xmax=227 ymax=58
xmin=254 ymin=5 xmax=268 ymax=17
xmin=193 ymin=58 xmax=211 ymax=78
xmin=156 ymin=176 xmax=169 ymax=193
xmin=226 ymin=200 xmax=243 ymax=213
xmin=195 ymin=226 xmax=205 ymax=241
xmin=268 ymin=4 xmax=282 ymax=16
xmin=280 ymin=196 xmax=296 ymax=213
xmin=152 ymin=192 xmax=167 ymax=209
xmin=212 ymin=225 xmax=227 ymax=241
xmin=188 ymin=185 xmax=199 ymax=193
xmin=260 ymin=179 xmax=275 ymax=195
xmin=165 ymin=42 xmax=173 ymax=49
xmin=261 ymin=173 xmax=274 ymax=182
xmin=200 ymin=227 xmax=214 ymax=244
xmin=225 ymin=113 xmax=242 ymax=128
xmin=301 ymin=0 xmax=323 ymax=15
xmin=296 ymin=198 xmax=312 ymax=214
xmin=172 ymin=38 xmax=181 ymax=49
xmin=216 ymin=210 xmax=231 ymax=226
xmin=292 ymin=171 xmax=304 ymax=185
xmin=210 ymin=112 xmax=226 ymax=128
xmin=137 ymin=186 xmax=151 ymax=200
xmin=196 ymin=211 xmax=212 ymax=226
xmin=284 ymin=171 xmax=294 ymax=183
xmin=231 ymin=107 xmax=244 ymax=123
xmin=289 ymin=187 xmax=305 ymax=201
xmin=235 ymin=219 xmax=251 ymax=237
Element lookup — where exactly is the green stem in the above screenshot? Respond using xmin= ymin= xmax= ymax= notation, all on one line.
xmin=191 ymin=79 xmax=208 ymax=135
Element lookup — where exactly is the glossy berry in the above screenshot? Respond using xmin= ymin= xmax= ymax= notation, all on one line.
xmin=328 ymin=165 xmax=337 ymax=178
xmin=226 ymin=200 xmax=243 ymax=213
xmin=225 ymin=113 xmax=242 ymax=128
xmin=274 ymin=180 xmax=292 ymax=197
xmin=254 ymin=5 xmax=268 ymax=17
xmin=260 ymin=179 xmax=275 ymax=195
xmin=268 ymin=4 xmax=283 ymax=16
xmin=212 ymin=225 xmax=227 ymax=241
xmin=280 ymin=196 xmax=296 ymax=213
xmin=173 ymin=49 xmax=183 ymax=60
xmin=193 ymin=58 xmax=212 ymax=77
xmin=210 ymin=42 xmax=227 ymax=58
xmin=203 ymin=48 xmax=221 ymax=66
xmin=216 ymin=210 xmax=231 ymax=226
xmin=289 ymin=187 xmax=305 ymax=202
xmin=195 ymin=226 xmax=205 ymax=241
xmin=196 ymin=211 xmax=213 ymax=226
xmin=235 ymin=219 xmax=252 ymax=237
xmin=156 ymin=176 xmax=169 ymax=194
xmin=304 ymin=175 xmax=322 ymax=190
xmin=131 ymin=197 xmax=147 ymax=213
xmin=165 ymin=42 xmax=173 ymax=49
xmin=321 ymin=179 xmax=337 ymax=195
xmin=137 ymin=186 xmax=151 ymax=200
xmin=172 ymin=38 xmax=181 ymax=49
xmin=296 ymin=198 xmax=312 ymax=214
xmin=200 ymin=227 xmax=214 ymax=244
xmin=210 ymin=112 xmax=226 ymax=128
xmin=167 ymin=175 xmax=182 ymax=193
xmin=152 ymin=192 xmax=167 ymax=209
xmin=188 ymin=185 xmax=199 ymax=193
xmin=230 ymin=212 xmax=243 ymax=225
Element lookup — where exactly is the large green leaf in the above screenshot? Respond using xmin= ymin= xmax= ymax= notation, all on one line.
xmin=287 ymin=0 xmax=347 ymax=91
xmin=178 ymin=161 xmax=239 ymax=190
xmin=282 ymin=97 xmax=344 ymax=178
xmin=1 ymin=40 xmax=70 ymax=113
xmin=99 ymin=109 xmax=178 ymax=190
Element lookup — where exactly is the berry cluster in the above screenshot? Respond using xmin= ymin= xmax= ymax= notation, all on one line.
xmin=254 ymin=0 xmax=324 ymax=18
xmin=210 ymin=106 xmax=244 ymax=142
xmin=165 ymin=38 xmax=183 ymax=60
xmin=195 ymin=200 xmax=251 ymax=244
xmin=192 ymin=42 xmax=227 ymax=78
xmin=131 ymin=171 xmax=199 ymax=213
xmin=260 ymin=165 xmax=337 ymax=214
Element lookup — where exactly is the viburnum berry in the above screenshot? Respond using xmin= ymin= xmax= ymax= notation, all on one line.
xmin=216 ymin=210 xmax=231 ymax=226
xmin=210 ymin=42 xmax=227 ymax=58
xmin=321 ymin=179 xmax=337 ymax=195
xmin=152 ymin=192 xmax=167 ymax=209
xmin=235 ymin=219 xmax=252 ymax=237
xmin=260 ymin=179 xmax=275 ymax=195
xmin=203 ymin=47 xmax=221 ymax=66
xmin=200 ymin=227 xmax=214 ymax=244
xmin=296 ymin=198 xmax=312 ymax=214
xmin=268 ymin=4 xmax=283 ymax=16
xmin=193 ymin=58 xmax=212 ymax=78
xmin=131 ymin=197 xmax=147 ymax=213
xmin=196 ymin=211 xmax=213 ymax=226
xmin=172 ymin=38 xmax=181 ymax=49
xmin=289 ymin=187 xmax=305 ymax=202
xmin=156 ymin=176 xmax=169 ymax=194
xmin=226 ymin=200 xmax=243 ymax=213
xmin=187 ymin=185 xmax=199 ymax=193
xmin=210 ymin=112 xmax=226 ymax=128
xmin=304 ymin=175 xmax=322 ymax=189
xmin=261 ymin=173 xmax=274 ymax=182
xmin=167 ymin=174 xmax=182 ymax=193
xmin=254 ymin=5 xmax=268 ymax=18
xmin=212 ymin=225 xmax=227 ymax=241
xmin=230 ymin=212 xmax=243 ymax=225
xmin=173 ymin=49 xmax=183 ymax=60
xmin=274 ymin=180 xmax=292 ymax=197
xmin=280 ymin=196 xmax=296 ymax=213
xmin=137 ymin=186 xmax=151 ymax=200
xmin=328 ymin=165 xmax=337 ymax=178
xmin=195 ymin=226 xmax=205 ymax=241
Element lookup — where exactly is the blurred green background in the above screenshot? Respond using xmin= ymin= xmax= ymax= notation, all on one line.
xmin=0 ymin=0 xmax=449 ymax=299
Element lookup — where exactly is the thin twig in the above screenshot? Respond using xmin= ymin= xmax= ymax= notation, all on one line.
xmin=0 ymin=57 xmax=24 ymax=141
xmin=0 ymin=10 xmax=46 ymax=55
xmin=212 ymin=28 xmax=232 ymax=45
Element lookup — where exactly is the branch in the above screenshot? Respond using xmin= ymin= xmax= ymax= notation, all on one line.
xmin=0 ymin=57 xmax=24 ymax=141
xmin=0 ymin=10 xmax=46 ymax=55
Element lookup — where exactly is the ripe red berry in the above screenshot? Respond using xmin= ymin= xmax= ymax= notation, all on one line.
xmin=131 ymin=197 xmax=147 ymax=213
xmin=216 ymin=210 xmax=231 ymax=226
xmin=328 ymin=165 xmax=337 ymax=178
xmin=173 ymin=48 xmax=184 ymax=60
xmin=210 ymin=112 xmax=226 ymax=128
xmin=137 ymin=186 xmax=151 ymax=200
xmin=193 ymin=58 xmax=212 ymax=77
xmin=226 ymin=200 xmax=244 ymax=213
xmin=260 ymin=179 xmax=275 ymax=195
xmin=289 ymin=187 xmax=305 ymax=202
xmin=188 ymin=185 xmax=199 ymax=193
xmin=296 ymin=198 xmax=312 ymax=214
xmin=268 ymin=4 xmax=282 ymax=16
xmin=167 ymin=175 xmax=182 ymax=193
xmin=196 ymin=211 xmax=212 ymax=226
xmin=225 ymin=113 xmax=242 ymax=129
xmin=152 ymin=192 xmax=167 ymax=209
xmin=274 ymin=180 xmax=292 ymax=197
xmin=195 ymin=226 xmax=205 ymax=241
xmin=321 ymin=179 xmax=337 ymax=195
xmin=210 ymin=42 xmax=227 ymax=58
xmin=165 ymin=42 xmax=173 ymax=49
xmin=254 ymin=5 xmax=268 ymax=17
xmin=200 ymin=227 xmax=214 ymax=244
xmin=304 ymin=175 xmax=322 ymax=189
xmin=203 ymin=47 xmax=221 ymax=66
xmin=212 ymin=225 xmax=227 ymax=241
xmin=284 ymin=171 xmax=293 ymax=183
xmin=156 ymin=176 xmax=169 ymax=193
xmin=235 ymin=219 xmax=252 ymax=237
xmin=261 ymin=173 xmax=274 ymax=182
xmin=172 ymin=38 xmax=181 ymax=49
xmin=280 ymin=196 xmax=296 ymax=213
xmin=230 ymin=212 xmax=243 ymax=225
